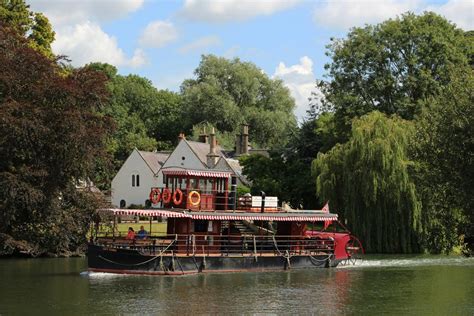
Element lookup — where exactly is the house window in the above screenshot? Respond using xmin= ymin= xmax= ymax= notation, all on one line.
xmin=131 ymin=173 xmax=140 ymax=187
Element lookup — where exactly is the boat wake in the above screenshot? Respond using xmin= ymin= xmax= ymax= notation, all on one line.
xmin=80 ymin=271 xmax=131 ymax=278
xmin=339 ymin=256 xmax=474 ymax=269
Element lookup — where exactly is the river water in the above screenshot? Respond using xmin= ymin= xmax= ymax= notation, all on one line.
xmin=0 ymin=255 xmax=473 ymax=315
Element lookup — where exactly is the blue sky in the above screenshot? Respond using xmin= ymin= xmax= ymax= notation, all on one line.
xmin=29 ymin=0 xmax=473 ymax=121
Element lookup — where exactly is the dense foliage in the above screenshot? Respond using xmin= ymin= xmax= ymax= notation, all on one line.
xmin=413 ymin=68 xmax=474 ymax=252
xmin=0 ymin=26 xmax=112 ymax=256
xmin=181 ymin=55 xmax=297 ymax=148
xmin=313 ymin=112 xmax=421 ymax=253
xmin=0 ymin=0 xmax=55 ymax=57
xmin=241 ymin=114 xmax=336 ymax=210
xmin=310 ymin=12 xmax=473 ymax=253
xmin=85 ymin=63 xmax=183 ymax=189
xmin=319 ymin=12 xmax=472 ymax=140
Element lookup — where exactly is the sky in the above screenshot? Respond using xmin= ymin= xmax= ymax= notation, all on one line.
xmin=28 ymin=0 xmax=473 ymax=121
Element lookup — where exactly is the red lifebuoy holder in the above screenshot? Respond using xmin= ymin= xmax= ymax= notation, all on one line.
xmin=162 ymin=188 xmax=172 ymax=204
xmin=188 ymin=190 xmax=201 ymax=206
xmin=173 ymin=188 xmax=183 ymax=206
xmin=149 ymin=188 xmax=161 ymax=205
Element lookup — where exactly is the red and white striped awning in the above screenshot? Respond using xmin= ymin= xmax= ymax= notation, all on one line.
xmin=98 ymin=209 xmax=338 ymax=222
xmin=99 ymin=209 xmax=189 ymax=218
xmin=162 ymin=169 xmax=232 ymax=178
xmin=190 ymin=214 xmax=338 ymax=221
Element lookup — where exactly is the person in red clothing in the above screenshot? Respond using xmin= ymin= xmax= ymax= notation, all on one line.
xmin=126 ymin=227 xmax=135 ymax=240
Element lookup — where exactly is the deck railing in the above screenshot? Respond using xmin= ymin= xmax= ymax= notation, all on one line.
xmin=94 ymin=234 xmax=335 ymax=257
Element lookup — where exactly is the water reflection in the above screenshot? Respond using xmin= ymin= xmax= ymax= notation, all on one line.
xmin=0 ymin=256 xmax=473 ymax=315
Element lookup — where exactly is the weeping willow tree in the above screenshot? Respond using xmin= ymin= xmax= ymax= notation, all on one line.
xmin=312 ymin=111 xmax=422 ymax=253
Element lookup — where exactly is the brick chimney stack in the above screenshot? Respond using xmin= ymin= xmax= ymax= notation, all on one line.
xmin=235 ymin=124 xmax=249 ymax=156
xmin=198 ymin=127 xmax=208 ymax=143
xmin=235 ymin=135 xmax=241 ymax=156
xmin=242 ymin=124 xmax=249 ymax=155
xmin=207 ymin=128 xmax=219 ymax=168
xmin=178 ymin=132 xmax=186 ymax=140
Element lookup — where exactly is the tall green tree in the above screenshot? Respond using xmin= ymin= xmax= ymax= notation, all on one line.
xmin=0 ymin=0 xmax=55 ymax=58
xmin=413 ymin=68 xmax=474 ymax=253
xmin=86 ymin=63 xmax=184 ymax=187
xmin=0 ymin=26 xmax=111 ymax=256
xmin=320 ymin=12 xmax=472 ymax=139
xmin=313 ymin=112 xmax=421 ymax=253
xmin=181 ymin=55 xmax=297 ymax=149
xmin=241 ymin=113 xmax=338 ymax=209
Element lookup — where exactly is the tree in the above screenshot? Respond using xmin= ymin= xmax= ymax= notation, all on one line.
xmin=86 ymin=63 xmax=184 ymax=186
xmin=241 ymin=113 xmax=338 ymax=209
xmin=181 ymin=55 xmax=297 ymax=149
xmin=0 ymin=26 xmax=111 ymax=256
xmin=413 ymin=68 xmax=474 ymax=253
xmin=320 ymin=12 xmax=472 ymax=139
xmin=0 ymin=0 xmax=55 ymax=58
xmin=312 ymin=112 xmax=421 ymax=253
xmin=240 ymin=154 xmax=283 ymax=198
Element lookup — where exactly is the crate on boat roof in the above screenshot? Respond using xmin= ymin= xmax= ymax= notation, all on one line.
xmin=238 ymin=195 xmax=278 ymax=212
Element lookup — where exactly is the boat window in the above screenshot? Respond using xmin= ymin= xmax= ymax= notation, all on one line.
xmin=215 ymin=179 xmax=222 ymax=193
xmin=189 ymin=178 xmax=198 ymax=189
xmin=177 ymin=177 xmax=185 ymax=190
xmin=204 ymin=179 xmax=213 ymax=194
xmin=194 ymin=220 xmax=208 ymax=232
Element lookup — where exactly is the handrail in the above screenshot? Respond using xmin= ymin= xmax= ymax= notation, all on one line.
xmin=94 ymin=234 xmax=336 ymax=257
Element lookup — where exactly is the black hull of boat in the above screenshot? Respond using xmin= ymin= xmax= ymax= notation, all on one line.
xmin=87 ymin=244 xmax=339 ymax=275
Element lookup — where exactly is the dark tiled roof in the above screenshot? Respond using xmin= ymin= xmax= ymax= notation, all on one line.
xmin=186 ymin=140 xmax=224 ymax=166
xmin=138 ymin=150 xmax=170 ymax=173
xmin=224 ymin=158 xmax=250 ymax=186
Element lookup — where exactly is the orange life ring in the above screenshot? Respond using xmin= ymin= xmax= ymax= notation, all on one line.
xmin=173 ymin=188 xmax=183 ymax=206
xmin=188 ymin=190 xmax=201 ymax=206
xmin=162 ymin=188 xmax=172 ymax=204
xmin=149 ymin=188 xmax=161 ymax=204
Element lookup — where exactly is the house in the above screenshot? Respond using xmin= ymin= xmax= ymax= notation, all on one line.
xmin=111 ymin=128 xmax=251 ymax=208
xmin=111 ymin=149 xmax=169 ymax=207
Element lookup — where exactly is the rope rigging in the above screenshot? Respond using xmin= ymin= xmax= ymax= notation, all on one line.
xmin=97 ymin=234 xmax=178 ymax=268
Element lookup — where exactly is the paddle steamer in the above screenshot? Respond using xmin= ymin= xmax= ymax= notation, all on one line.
xmin=88 ymin=168 xmax=363 ymax=275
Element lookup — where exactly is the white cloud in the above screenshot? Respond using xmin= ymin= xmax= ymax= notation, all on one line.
xmin=29 ymin=0 xmax=144 ymax=27
xmin=179 ymin=36 xmax=221 ymax=54
xmin=139 ymin=21 xmax=178 ymax=48
xmin=428 ymin=0 xmax=474 ymax=30
xmin=53 ymin=21 xmax=146 ymax=68
xmin=313 ymin=0 xmax=420 ymax=29
xmin=28 ymin=0 xmax=146 ymax=68
xmin=273 ymin=56 xmax=317 ymax=122
xmin=224 ymin=46 xmax=241 ymax=59
xmin=181 ymin=0 xmax=301 ymax=23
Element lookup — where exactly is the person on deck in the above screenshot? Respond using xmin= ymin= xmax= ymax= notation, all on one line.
xmin=126 ymin=227 xmax=135 ymax=240
xmin=137 ymin=225 xmax=148 ymax=239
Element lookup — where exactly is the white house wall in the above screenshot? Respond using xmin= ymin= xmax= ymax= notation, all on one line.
xmin=111 ymin=149 xmax=159 ymax=207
